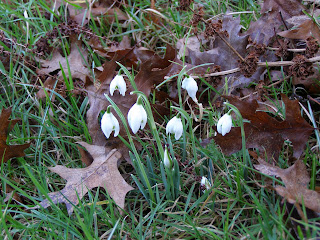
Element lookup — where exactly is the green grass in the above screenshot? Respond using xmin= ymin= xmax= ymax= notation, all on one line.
xmin=1 ymin=0 xmax=320 ymax=239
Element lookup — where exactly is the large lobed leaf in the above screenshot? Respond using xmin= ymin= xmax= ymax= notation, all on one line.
xmin=0 ymin=108 xmax=30 ymax=164
xmin=255 ymin=158 xmax=320 ymax=213
xmin=246 ymin=0 xmax=304 ymax=45
xmin=213 ymin=94 xmax=314 ymax=161
xmin=36 ymin=142 xmax=133 ymax=215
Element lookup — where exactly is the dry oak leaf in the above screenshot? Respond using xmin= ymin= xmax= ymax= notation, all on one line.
xmin=213 ymin=94 xmax=313 ymax=161
xmin=36 ymin=142 xmax=133 ymax=215
xmin=37 ymin=37 xmax=90 ymax=83
xmin=246 ymin=0 xmax=304 ymax=45
xmin=0 ymin=108 xmax=30 ymax=164
xmin=255 ymin=159 xmax=320 ymax=213
xmin=178 ymin=15 xmax=271 ymax=90
xmin=278 ymin=19 xmax=320 ymax=43
xmin=49 ymin=0 xmax=126 ymax=25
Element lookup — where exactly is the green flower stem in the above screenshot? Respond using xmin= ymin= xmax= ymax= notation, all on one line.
xmin=176 ymin=68 xmax=187 ymax=161
xmin=104 ymin=94 xmax=155 ymax=204
xmin=171 ymin=106 xmax=197 ymax=164
xmin=130 ymin=91 xmax=164 ymax=160
xmin=177 ymin=66 xmax=187 ymax=108
xmin=224 ymin=103 xmax=248 ymax=178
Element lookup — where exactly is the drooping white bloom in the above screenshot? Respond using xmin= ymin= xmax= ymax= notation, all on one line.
xmin=163 ymin=146 xmax=173 ymax=169
xmin=110 ymin=75 xmax=126 ymax=96
xmin=166 ymin=116 xmax=183 ymax=140
xmin=101 ymin=110 xmax=120 ymax=139
xmin=181 ymin=76 xmax=198 ymax=103
xmin=201 ymin=176 xmax=211 ymax=190
xmin=127 ymin=99 xmax=147 ymax=134
xmin=217 ymin=113 xmax=232 ymax=136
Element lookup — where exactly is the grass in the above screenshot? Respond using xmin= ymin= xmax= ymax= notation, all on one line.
xmin=1 ymin=0 xmax=320 ymax=239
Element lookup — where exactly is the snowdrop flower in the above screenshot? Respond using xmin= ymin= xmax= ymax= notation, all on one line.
xmin=166 ymin=116 xmax=183 ymax=140
xmin=201 ymin=176 xmax=211 ymax=191
xmin=163 ymin=146 xmax=173 ymax=169
xmin=217 ymin=113 xmax=232 ymax=136
xmin=101 ymin=106 xmax=120 ymax=139
xmin=127 ymin=97 xmax=147 ymax=134
xmin=110 ymin=74 xmax=126 ymax=96
xmin=181 ymin=76 xmax=198 ymax=103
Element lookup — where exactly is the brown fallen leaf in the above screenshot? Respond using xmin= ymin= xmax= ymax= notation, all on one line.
xmin=73 ymin=6 xmax=128 ymax=25
xmin=4 ymin=181 xmax=23 ymax=204
xmin=178 ymin=15 xmax=274 ymax=91
xmin=50 ymin=0 xmax=126 ymax=25
xmin=211 ymin=94 xmax=314 ymax=161
xmin=36 ymin=76 xmax=56 ymax=100
xmin=134 ymin=44 xmax=176 ymax=96
xmin=37 ymin=36 xmax=90 ymax=83
xmin=293 ymin=66 xmax=320 ymax=94
xmin=255 ymin=158 xmax=320 ymax=213
xmin=36 ymin=142 xmax=133 ymax=215
xmin=0 ymin=107 xmax=30 ymax=164
xmin=278 ymin=19 xmax=320 ymax=43
xmin=246 ymin=0 xmax=304 ymax=45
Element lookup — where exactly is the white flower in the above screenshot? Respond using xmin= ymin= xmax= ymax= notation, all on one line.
xmin=163 ymin=146 xmax=173 ymax=169
xmin=101 ymin=110 xmax=120 ymax=139
xmin=166 ymin=116 xmax=183 ymax=140
xmin=127 ymin=100 xmax=147 ymax=134
xmin=110 ymin=75 xmax=126 ymax=96
xmin=201 ymin=176 xmax=211 ymax=190
xmin=217 ymin=113 xmax=232 ymax=136
xmin=181 ymin=76 xmax=198 ymax=103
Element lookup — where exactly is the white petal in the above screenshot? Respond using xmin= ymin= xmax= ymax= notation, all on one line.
xmin=221 ymin=115 xmax=232 ymax=136
xmin=163 ymin=148 xmax=171 ymax=168
xmin=217 ymin=114 xmax=232 ymax=136
xmin=201 ymin=176 xmax=211 ymax=190
xmin=201 ymin=176 xmax=207 ymax=186
xmin=216 ymin=117 xmax=224 ymax=135
xmin=174 ymin=120 xmax=183 ymax=140
xmin=101 ymin=112 xmax=113 ymax=138
xmin=182 ymin=77 xmax=198 ymax=101
xmin=110 ymin=114 xmax=120 ymax=137
xmin=166 ymin=116 xmax=183 ymax=140
xmin=166 ymin=117 xmax=177 ymax=134
xmin=127 ymin=104 xmax=141 ymax=134
xmin=186 ymin=79 xmax=198 ymax=99
xmin=109 ymin=75 xmax=127 ymax=96
xmin=181 ymin=78 xmax=187 ymax=89
xmin=139 ymin=104 xmax=148 ymax=130
xmin=109 ymin=79 xmax=117 ymax=96
xmin=115 ymin=75 xmax=127 ymax=96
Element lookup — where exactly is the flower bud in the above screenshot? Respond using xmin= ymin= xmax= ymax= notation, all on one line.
xmin=101 ymin=107 xmax=120 ymax=138
xmin=110 ymin=75 xmax=127 ymax=96
xmin=181 ymin=76 xmax=198 ymax=103
xmin=201 ymin=176 xmax=211 ymax=190
xmin=217 ymin=113 xmax=232 ymax=136
xmin=166 ymin=116 xmax=183 ymax=140
xmin=163 ymin=146 xmax=173 ymax=169
xmin=127 ymin=97 xmax=147 ymax=134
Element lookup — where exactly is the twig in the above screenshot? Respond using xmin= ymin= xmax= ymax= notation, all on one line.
xmin=187 ymin=56 xmax=320 ymax=79
xmin=267 ymin=47 xmax=306 ymax=52
xmin=188 ymin=8 xmax=245 ymax=62
xmin=216 ymin=31 xmax=245 ymax=62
